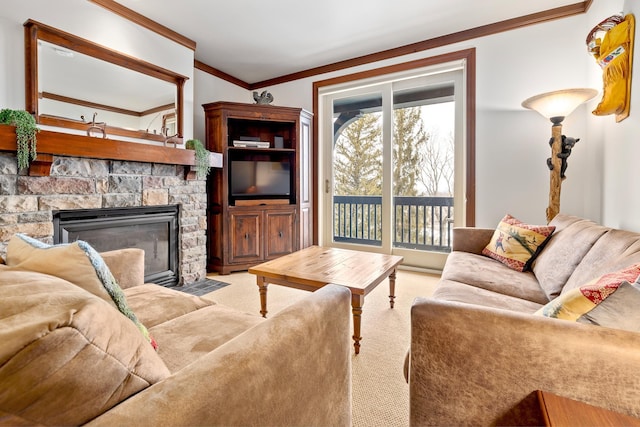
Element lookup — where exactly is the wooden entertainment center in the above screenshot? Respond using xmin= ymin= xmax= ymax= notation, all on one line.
xmin=203 ymin=101 xmax=312 ymax=274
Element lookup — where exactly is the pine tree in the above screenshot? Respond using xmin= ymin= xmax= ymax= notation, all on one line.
xmin=393 ymin=107 xmax=429 ymax=196
xmin=334 ymin=112 xmax=382 ymax=196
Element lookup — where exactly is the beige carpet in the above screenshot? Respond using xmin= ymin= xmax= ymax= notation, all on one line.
xmin=204 ymin=268 xmax=440 ymax=427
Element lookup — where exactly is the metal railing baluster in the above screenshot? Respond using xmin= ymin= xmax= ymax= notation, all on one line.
xmin=332 ymin=195 xmax=453 ymax=251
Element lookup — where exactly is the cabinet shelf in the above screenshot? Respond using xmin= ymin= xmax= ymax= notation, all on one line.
xmin=227 ymin=147 xmax=296 ymax=153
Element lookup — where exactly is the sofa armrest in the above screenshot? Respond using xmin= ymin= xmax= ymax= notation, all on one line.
xmin=409 ymin=298 xmax=640 ymax=426
xmin=87 ymin=284 xmax=352 ymax=427
xmin=451 ymin=227 xmax=495 ymax=254
xmin=100 ymin=248 xmax=145 ymax=289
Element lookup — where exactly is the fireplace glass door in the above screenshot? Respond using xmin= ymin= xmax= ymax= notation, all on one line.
xmin=53 ymin=205 xmax=179 ymax=286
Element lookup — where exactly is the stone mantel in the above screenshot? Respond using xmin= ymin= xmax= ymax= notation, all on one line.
xmin=0 ymin=125 xmax=222 ymax=177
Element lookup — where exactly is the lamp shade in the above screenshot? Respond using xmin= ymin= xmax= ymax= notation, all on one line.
xmin=522 ymin=88 xmax=598 ymax=122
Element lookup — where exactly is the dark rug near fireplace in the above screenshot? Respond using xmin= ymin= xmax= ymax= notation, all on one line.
xmin=168 ymin=278 xmax=231 ymax=296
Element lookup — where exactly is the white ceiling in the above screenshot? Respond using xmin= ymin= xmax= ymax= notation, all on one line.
xmin=115 ymin=0 xmax=581 ymax=84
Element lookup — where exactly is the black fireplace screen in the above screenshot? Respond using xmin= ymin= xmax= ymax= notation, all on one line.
xmin=53 ymin=205 xmax=179 ymax=286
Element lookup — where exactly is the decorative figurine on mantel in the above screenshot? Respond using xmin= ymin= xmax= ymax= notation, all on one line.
xmin=253 ymin=90 xmax=274 ymax=104
xmin=81 ymin=112 xmax=106 ymax=138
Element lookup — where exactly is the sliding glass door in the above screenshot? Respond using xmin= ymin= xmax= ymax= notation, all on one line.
xmin=320 ymin=66 xmax=465 ymax=270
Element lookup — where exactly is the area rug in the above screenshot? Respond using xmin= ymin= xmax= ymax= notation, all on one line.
xmin=169 ymin=278 xmax=231 ymax=296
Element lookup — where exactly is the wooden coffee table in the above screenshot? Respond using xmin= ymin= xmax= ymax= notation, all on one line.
xmin=248 ymin=245 xmax=403 ymax=354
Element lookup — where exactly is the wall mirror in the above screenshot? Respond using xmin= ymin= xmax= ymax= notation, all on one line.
xmin=24 ymin=19 xmax=188 ymax=143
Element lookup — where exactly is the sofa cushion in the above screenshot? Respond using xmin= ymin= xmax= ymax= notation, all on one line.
xmin=123 ymin=283 xmax=215 ymax=328
xmin=100 ymin=247 xmax=145 ymax=289
xmin=441 ymin=252 xmax=549 ymax=304
xmin=563 ymin=229 xmax=640 ymax=294
xmin=149 ymin=304 xmax=264 ymax=373
xmin=5 ymin=234 xmax=155 ymax=348
xmin=482 ymin=214 xmax=555 ymax=272
xmin=532 ymin=215 xmax=608 ymax=300
xmin=432 ymin=279 xmax=545 ymax=313
xmin=0 ymin=269 xmax=170 ymax=426
xmin=535 ymin=264 xmax=640 ymax=332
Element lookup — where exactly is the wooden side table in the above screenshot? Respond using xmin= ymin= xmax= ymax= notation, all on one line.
xmin=537 ymin=390 xmax=640 ymax=426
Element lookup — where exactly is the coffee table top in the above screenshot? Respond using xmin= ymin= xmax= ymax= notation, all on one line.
xmin=248 ymin=245 xmax=404 ymax=295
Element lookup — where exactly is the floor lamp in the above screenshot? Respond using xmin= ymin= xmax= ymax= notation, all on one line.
xmin=522 ymin=88 xmax=598 ymax=223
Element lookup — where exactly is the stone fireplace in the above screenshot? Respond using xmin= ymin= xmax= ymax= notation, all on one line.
xmin=0 ymin=152 xmax=208 ymax=286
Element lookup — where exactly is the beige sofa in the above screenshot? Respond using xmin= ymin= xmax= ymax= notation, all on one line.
xmin=0 ymin=240 xmax=352 ymax=426
xmin=408 ymin=214 xmax=640 ymax=426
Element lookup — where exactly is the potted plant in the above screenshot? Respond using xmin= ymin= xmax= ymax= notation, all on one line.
xmin=185 ymin=139 xmax=211 ymax=179
xmin=0 ymin=109 xmax=39 ymax=169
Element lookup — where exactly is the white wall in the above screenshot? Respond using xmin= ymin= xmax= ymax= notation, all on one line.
xmin=601 ymin=0 xmax=640 ymax=231
xmin=3 ymin=0 xmax=635 ymax=230
xmin=198 ymin=0 xmax=625 ymax=228
xmin=192 ymin=68 xmax=250 ymax=144
xmin=0 ymin=16 xmax=24 ymax=110
xmin=0 ymin=0 xmax=195 ymax=141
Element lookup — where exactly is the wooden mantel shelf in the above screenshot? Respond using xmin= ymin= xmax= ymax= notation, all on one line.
xmin=0 ymin=125 xmax=222 ymax=178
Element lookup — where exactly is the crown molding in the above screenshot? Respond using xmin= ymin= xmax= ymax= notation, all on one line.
xmin=249 ymin=1 xmax=592 ymax=89
xmin=194 ymin=60 xmax=250 ymax=90
xmin=88 ymin=0 xmax=196 ymax=50
xmin=92 ymin=0 xmax=591 ymax=89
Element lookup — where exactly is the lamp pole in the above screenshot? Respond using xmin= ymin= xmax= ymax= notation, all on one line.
xmin=522 ymin=88 xmax=597 ymax=224
xmin=547 ymin=118 xmax=564 ymax=223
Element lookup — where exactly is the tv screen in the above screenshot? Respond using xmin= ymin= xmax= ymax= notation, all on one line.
xmin=230 ymin=160 xmax=291 ymax=197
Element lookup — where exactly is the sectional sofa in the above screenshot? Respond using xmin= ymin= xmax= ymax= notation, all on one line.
xmin=0 ymin=235 xmax=352 ymax=426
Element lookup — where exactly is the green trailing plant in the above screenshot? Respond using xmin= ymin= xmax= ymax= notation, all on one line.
xmin=185 ymin=138 xmax=211 ymax=179
xmin=0 ymin=109 xmax=39 ymax=170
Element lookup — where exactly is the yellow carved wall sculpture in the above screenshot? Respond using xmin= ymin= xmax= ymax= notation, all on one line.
xmin=587 ymin=13 xmax=635 ymax=122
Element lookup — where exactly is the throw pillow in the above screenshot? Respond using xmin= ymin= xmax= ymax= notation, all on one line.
xmin=482 ymin=214 xmax=556 ymax=272
xmin=535 ymin=264 xmax=640 ymax=332
xmin=6 ymin=233 xmax=157 ymax=349
xmin=0 ymin=270 xmax=169 ymax=425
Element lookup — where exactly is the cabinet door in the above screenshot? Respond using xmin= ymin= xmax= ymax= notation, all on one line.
xmin=299 ymin=110 xmax=313 ymax=248
xmin=229 ymin=210 xmax=263 ymax=264
xmin=265 ymin=209 xmax=296 ymax=259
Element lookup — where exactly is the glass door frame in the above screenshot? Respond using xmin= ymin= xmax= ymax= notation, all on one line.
xmin=317 ymin=58 xmax=471 ymax=271
xmin=392 ymin=69 xmax=464 ymax=269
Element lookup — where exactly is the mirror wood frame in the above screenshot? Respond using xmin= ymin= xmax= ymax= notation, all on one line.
xmin=24 ymin=19 xmax=188 ymax=143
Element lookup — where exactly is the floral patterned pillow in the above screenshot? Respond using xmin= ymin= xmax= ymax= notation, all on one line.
xmin=482 ymin=214 xmax=556 ymax=272
xmin=535 ymin=264 xmax=640 ymax=332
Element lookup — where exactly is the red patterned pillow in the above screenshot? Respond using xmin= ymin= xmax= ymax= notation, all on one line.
xmin=482 ymin=214 xmax=556 ymax=272
xmin=535 ymin=264 xmax=640 ymax=332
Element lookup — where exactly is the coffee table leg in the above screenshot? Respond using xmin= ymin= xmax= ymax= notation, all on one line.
xmin=389 ymin=268 xmax=397 ymax=309
xmin=257 ymin=276 xmax=269 ymax=318
xmin=351 ymin=293 xmax=364 ymax=355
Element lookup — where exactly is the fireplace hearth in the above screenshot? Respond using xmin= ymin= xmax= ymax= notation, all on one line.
xmin=53 ymin=205 xmax=179 ymax=286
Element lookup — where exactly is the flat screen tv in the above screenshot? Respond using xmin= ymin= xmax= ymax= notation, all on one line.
xmin=230 ymin=159 xmax=291 ymax=199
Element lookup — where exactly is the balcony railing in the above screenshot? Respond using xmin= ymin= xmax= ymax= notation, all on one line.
xmin=333 ymin=195 xmax=454 ymax=252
